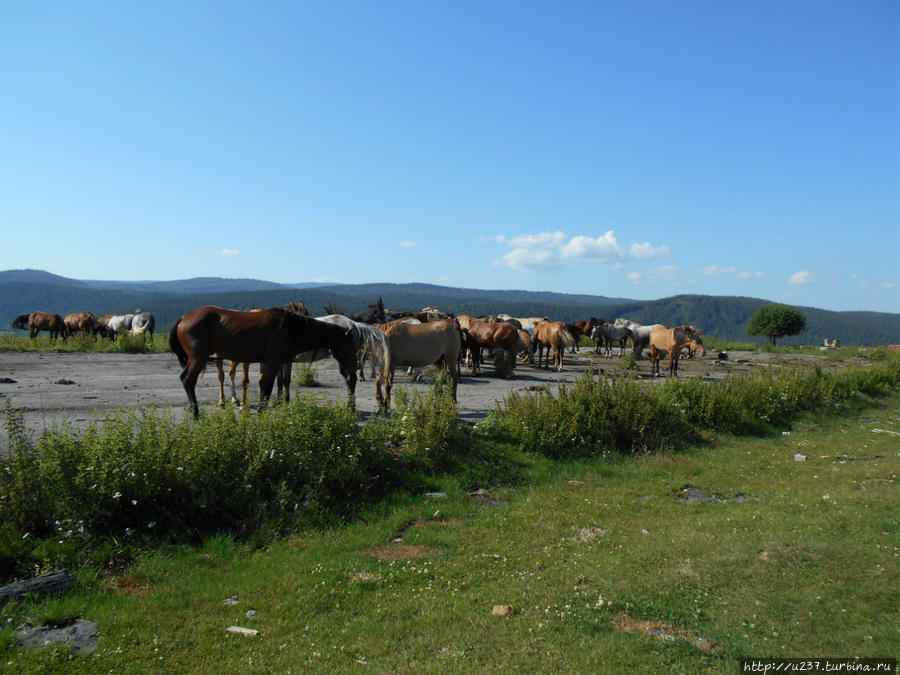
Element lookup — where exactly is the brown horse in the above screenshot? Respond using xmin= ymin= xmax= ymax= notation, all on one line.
xmin=649 ymin=325 xmax=698 ymax=377
xmin=215 ymin=302 xmax=310 ymax=407
xmin=532 ymin=321 xmax=577 ymax=371
xmin=465 ymin=318 xmax=520 ymax=375
xmin=169 ymin=306 xmax=357 ymax=418
xmin=24 ymin=312 xmax=68 ymax=340
xmin=374 ymin=319 xmax=461 ymax=410
xmin=64 ymin=311 xmax=98 ymax=337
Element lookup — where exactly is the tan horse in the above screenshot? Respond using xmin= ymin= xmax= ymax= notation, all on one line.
xmin=649 ymin=326 xmax=698 ymax=377
xmin=374 ymin=319 xmax=461 ymax=410
xmin=532 ymin=321 xmax=576 ymax=371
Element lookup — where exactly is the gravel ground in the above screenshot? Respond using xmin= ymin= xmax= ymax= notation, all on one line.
xmin=0 ymin=346 xmax=861 ymax=456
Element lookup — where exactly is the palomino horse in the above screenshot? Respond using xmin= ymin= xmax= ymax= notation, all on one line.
xmin=374 ymin=319 xmax=461 ymax=410
xmin=591 ymin=322 xmax=632 ymax=358
xmin=131 ymin=311 xmax=156 ymax=341
xmin=649 ymin=325 xmax=698 ymax=377
xmin=170 ymin=306 xmax=357 ymax=418
xmin=532 ymin=321 xmax=577 ymax=371
xmin=464 ymin=318 xmax=520 ymax=376
xmin=17 ymin=312 xmax=68 ymax=339
xmin=64 ymin=312 xmax=98 ymax=337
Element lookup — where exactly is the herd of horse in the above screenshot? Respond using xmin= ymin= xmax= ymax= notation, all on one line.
xmin=9 ymin=310 xmax=156 ymax=341
xmin=11 ymin=298 xmax=705 ymax=418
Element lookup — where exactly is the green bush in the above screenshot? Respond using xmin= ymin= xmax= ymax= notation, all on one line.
xmin=496 ymin=371 xmax=698 ymax=458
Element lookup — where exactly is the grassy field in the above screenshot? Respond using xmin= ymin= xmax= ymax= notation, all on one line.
xmin=1 ymin=390 xmax=897 ymax=672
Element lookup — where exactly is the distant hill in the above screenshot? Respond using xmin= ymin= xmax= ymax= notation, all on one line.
xmin=2 ymin=270 xmax=898 ymax=346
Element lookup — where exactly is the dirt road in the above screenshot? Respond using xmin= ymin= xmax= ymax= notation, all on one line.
xmin=0 ymin=346 xmax=862 ymax=456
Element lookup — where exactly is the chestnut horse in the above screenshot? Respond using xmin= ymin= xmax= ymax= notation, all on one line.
xmin=532 ymin=321 xmax=577 ymax=371
xmin=649 ymin=325 xmax=698 ymax=377
xmin=465 ymin=318 xmax=520 ymax=376
xmin=64 ymin=312 xmax=98 ymax=338
xmin=170 ymin=306 xmax=357 ymax=418
xmin=374 ymin=319 xmax=461 ymax=410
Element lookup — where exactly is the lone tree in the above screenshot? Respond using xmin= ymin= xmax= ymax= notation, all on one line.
xmin=746 ymin=303 xmax=806 ymax=346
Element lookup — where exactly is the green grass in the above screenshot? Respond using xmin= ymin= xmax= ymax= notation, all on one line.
xmin=1 ymin=395 xmax=897 ymax=672
xmin=0 ymin=355 xmax=898 ymax=671
xmin=0 ymin=333 xmax=167 ymax=354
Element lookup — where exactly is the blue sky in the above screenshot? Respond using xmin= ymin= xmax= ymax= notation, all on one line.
xmin=1 ymin=1 xmax=897 ymax=312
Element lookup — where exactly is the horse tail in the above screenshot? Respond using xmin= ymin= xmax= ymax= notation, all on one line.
xmin=560 ymin=326 xmax=577 ymax=349
xmin=169 ymin=317 xmax=188 ymax=368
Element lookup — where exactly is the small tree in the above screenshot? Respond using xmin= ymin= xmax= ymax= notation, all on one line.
xmin=746 ymin=303 xmax=806 ymax=346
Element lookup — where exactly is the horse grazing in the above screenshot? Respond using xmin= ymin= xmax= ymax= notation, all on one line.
xmin=465 ymin=319 xmax=520 ymax=376
xmin=18 ymin=312 xmax=68 ymax=339
xmin=131 ymin=311 xmax=156 ymax=341
xmin=64 ymin=312 xmax=98 ymax=338
xmin=683 ymin=336 xmax=706 ymax=359
xmin=591 ymin=322 xmax=632 ymax=358
xmin=532 ymin=321 xmax=577 ymax=371
xmin=649 ymin=326 xmax=698 ymax=377
xmin=169 ymin=306 xmax=357 ymax=418
xmin=102 ymin=314 xmax=134 ymax=339
xmin=374 ymin=319 xmax=461 ymax=410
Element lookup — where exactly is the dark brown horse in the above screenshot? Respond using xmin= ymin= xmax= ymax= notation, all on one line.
xmin=64 ymin=311 xmax=98 ymax=337
xmin=169 ymin=306 xmax=357 ymax=418
xmin=18 ymin=312 xmax=68 ymax=339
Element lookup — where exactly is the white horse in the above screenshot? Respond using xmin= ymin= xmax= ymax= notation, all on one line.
xmin=106 ymin=313 xmax=134 ymax=337
xmin=312 ymin=314 xmax=391 ymax=385
xmin=614 ymin=319 xmax=664 ymax=358
xmin=590 ymin=322 xmax=632 ymax=358
xmin=130 ymin=311 xmax=155 ymax=341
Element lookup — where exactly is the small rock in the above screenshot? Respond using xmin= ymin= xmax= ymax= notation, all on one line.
xmin=492 ymin=605 xmax=514 ymax=617
xmin=641 ymin=529 xmax=649 ymax=535
xmin=226 ymin=626 xmax=259 ymax=638
xmin=224 ymin=595 xmax=239 ymax=605
xmin=245 ymin=610 xmax=259 ymax=619
xmin=425 ymin=492 xmax=447 ymax=499
xmin=794 ymin=454 xmax=808 ymax=462
xmin=16 ymin=620 xmax=99 ymax=654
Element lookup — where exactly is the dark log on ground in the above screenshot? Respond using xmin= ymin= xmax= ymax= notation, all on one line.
xmin=0 ymin=569 xmax=75 ymax=605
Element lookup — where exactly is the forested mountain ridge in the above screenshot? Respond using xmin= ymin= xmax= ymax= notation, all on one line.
xmin=2 ymin=270 xmax=898 ymax=346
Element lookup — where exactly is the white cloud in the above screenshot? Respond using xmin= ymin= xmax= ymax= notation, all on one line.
xmin=789 ymin=270 xmax=812 ymax=286
xmin=397 ymin=241 xmax=416 ymax=247
xmin=626 ymin=265 xmax=683 ymax=285
xmin=698 ymin=265 xmax=737 ymax=277
xmin=559 ymin=231 xmax=622 ymax=261
xmin=218 ymin=248 xmax=239 ymax=256
xmin=628 ymin=241 xmax=671 ymax=260
xmin=490 ymin=230 xmax=671 ymax=271
xmin=882 ymin=282 xmax=896 ymax=289
xmin=494 ymin=247 xmax=559 ymax=271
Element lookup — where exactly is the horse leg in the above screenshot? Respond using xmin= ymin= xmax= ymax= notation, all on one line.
xmin=239 ymin=362 xmax=250 ymax=406
xmin=277 ymin=361 xmax=292 ymax=403
xmin=216 ymin=360 xmax=226 ymax=406
xmin=258 ymin=361 xmax=281 ymax=409
xmin=180 ymin=355 xmax=207 ymax=419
